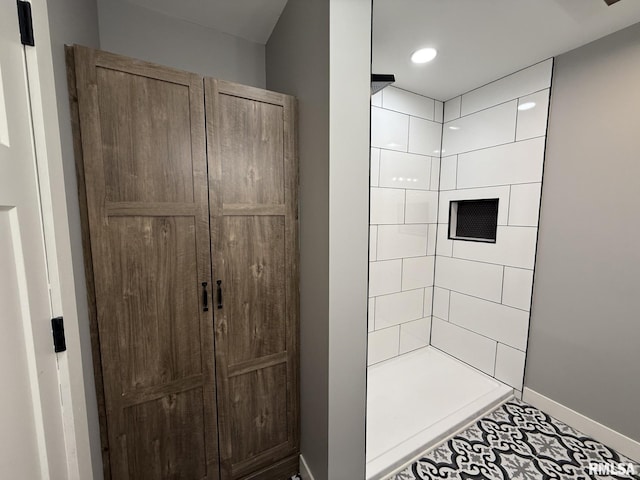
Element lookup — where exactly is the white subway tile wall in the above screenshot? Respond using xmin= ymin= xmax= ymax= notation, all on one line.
xmin=432 ymin=287 xmax=450 ymax=320
xmin=383 ymin=87 xmax=435 ymax=120
xmin=456 ymin=137 xmax=545 ymax=189
xmin=368 ymin=298 xmax=375 ymax=333
xmin=508 ymin=183 xmax=542 ymax=226
xmin=368 ymin=87 xmax=441 ymax=365
xmin=376 ymin=224 xmax=429 ymax=260
xmin=368 ymin=60 xmax=551 ymax=378
xmin=371 ymin=107 xmax=409 ymax=152
xmin=399 ymin=317 xmax=432 ymax=354
xmin=379 ymin=150 xmax=432 ymax=190
xmin=515 ymin=89 xmax=551 ymax=142
xmin=375 ymin=289 xmax=425 ymax=330
xmin=370 ymin=147 xmax=381 ymax=187
xmin=409 ymin=117 xmax=443 ymax=155
xmin=402 ymin=256 xmax=435 ymax=290
xmin=368 ymin=326 xmax=400 ymax=365
xmin=405 ymin=190 xmax=438 ymax=224
xmin=502 ymin=267 xmax=534 ymax=310
xmin=435 ymin=256 xmax=504 ymax=302
xmin=433 ymin=59 xmax=552 ymax=387
xmin=430 ymin=318 xmax=497 ymax=375
xmin=370 ymin=188 xmax=406 ymax=225
xmin=439 ymin=155 xmax=457 ymax=191
xmin=443 ymin=95 xmax=461 ymax=122
xmin=459 ymin=60 xmax=552 ymax=116
xmin=369 ymin=260 xmax=402 ymax=297
xmin=442 ymin=101 xmax=518 ymax=156
xmin=494 ymin=343 xmax=526 ymax=391
xmin=448 ymin=292 xmax=529 ymax=351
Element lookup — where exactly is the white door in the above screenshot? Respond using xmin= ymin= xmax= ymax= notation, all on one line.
xmin=0 ymin=2 xmax=68 ymax=479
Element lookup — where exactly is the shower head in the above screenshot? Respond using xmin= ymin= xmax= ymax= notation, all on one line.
xmin=371 ymin=74 xmax=395 ymax=95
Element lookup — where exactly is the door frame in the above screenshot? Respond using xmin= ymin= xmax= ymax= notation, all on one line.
xmin=19 ymin=1 xmax=98 ymax=478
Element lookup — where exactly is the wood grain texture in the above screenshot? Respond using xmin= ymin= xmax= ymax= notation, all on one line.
xmin=97 ymin=68 xmax=194 ymax=203
xmin=65 ymin=45 xmax=112 ymax=480
xmin=125 ymin=388 xmax=207 ymax=479
xmin=70 ymin=45 xmax=219 ymax=479
xmin=69 ymin=45 xmax=299 ymax=480
xmin=240 ymin=454 xmax=299 ymax=480
xmin=218 ymin=95 xmax=284 ymax=205
xmin=206 ymin=79 xmax=300 ymax=480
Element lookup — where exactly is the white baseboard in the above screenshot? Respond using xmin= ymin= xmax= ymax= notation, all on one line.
xmin=523 ymin=388 xmax=640 ymax=462
xmin=300 ymin=454 xmax=315 ymax=480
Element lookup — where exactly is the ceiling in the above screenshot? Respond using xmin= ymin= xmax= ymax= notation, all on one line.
xmin=126 ymin=0 xmax=288 ymax=44
xmin=373 ymin=0 xmax=640 ymax=100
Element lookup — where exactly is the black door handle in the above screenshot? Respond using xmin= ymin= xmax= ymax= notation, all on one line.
xmin=216 ymin=280 xmax=223 ymax=309
xmin=202 ymin=282 xmax=208 ymax=312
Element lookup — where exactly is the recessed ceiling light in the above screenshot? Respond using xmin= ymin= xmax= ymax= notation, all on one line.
xmin=448 ymin=126 xmax=460 ymax=130
xmin=411 ymin=47 xmax=437 ymax=64
xmin=518 ymin=102 xmax=536 ymax=111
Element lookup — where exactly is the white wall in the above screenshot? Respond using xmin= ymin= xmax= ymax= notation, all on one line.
xmin=41 ymin=0 xmax=103 ymax=477
xmin=97 ymin=0 xmax=266 ymax=87
xmin=327 ymin=1 xmax=371 ymax=476
xmin=432 ymin=60 xmax=553 ymax=392
xmin=368 ymin=87 xmax=442 ymax=365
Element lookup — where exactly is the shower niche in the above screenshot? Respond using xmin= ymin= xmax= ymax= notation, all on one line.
xmin=448 ymin=198 xmax=499 ymax=243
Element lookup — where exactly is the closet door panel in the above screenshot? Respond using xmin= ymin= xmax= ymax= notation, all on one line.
xmin=107 ymin=216 xmax=202 ymax=390
xmin=228 ymin=364 xmax=288 ymax=460
xmin=70 ymin=46 xmax=219 ymax=480
xmin=124 ymin=389 xmax=207 ymax=479
xmin=207 ymin=79 xmax=299 ymax=480
xmin=97 ymin=69 xmax=194 ymax=203
xmin=218 ymin=95 xmax=284 ymax=205
xmin=223 ymin=216 xmax=286 ymax=364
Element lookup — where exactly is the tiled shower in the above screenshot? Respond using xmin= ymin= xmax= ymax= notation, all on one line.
xmin=366 ymin=59 xmax=553 ymax=478
xmin=368 ymin=87 xmax=442 ymax=363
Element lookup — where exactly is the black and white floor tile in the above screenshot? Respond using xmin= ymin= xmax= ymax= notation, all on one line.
xmin=392 ymin=399 xmax=639 ymax=480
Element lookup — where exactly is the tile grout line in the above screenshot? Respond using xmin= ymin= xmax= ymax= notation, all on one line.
xmin=514 ymin=100 xmax=520 ymax=142
xmin=501 ymin=266 xmax=506 ymax=304
xmin=437 ymin=284 xmax=530 ymax=313
xmin=403 ymin=189 xmax=407 ymax=225
xmin=455 ymin=155 xmax=459 ymax=189
xmin=431 ymin=134 xmax=546 ymax=158
xmin=438 ymin=181 xmax=542 ymax=192
xmin=445 ymin=86 xmax=550 ymax=123
xmin=435 ymin=313 xmax=524 ymax=352
xmin=440 ymin=242 xmax=537 ymax=269
xmin=507 ymin=185 xmax=512 ymax=225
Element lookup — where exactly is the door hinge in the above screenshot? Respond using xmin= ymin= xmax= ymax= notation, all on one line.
xmin=17 ymin=1 xmax=35 ymax=46
xmin=51 ymin=317 xmax=66 ymax=353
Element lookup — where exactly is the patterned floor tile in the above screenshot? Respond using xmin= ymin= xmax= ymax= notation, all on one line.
xmin=392 ymin=399 xmax=639 ymax=480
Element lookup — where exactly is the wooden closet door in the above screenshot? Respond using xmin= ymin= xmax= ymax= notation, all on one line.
xmin=205 ymin=79 xmax=299 ymax=479
xmin=70 ymin=46 xmax=219 ymax=479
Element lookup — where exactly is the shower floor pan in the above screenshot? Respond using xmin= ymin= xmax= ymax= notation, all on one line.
xmin=366 ymin=346 xmax=512 ymax=480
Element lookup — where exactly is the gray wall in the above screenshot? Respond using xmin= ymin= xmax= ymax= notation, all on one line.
xmin=266 ymin=1 xmax=371 ymax=477
xmin=266 ymin=1 xmax=330 ymax=478
xmin=46 ymin=0 xmax=103 ymax=477
xmin=97 ymin=0 xmax=265 ymax=87
xmin=526 ymin=22 xmax=640 ymax=442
